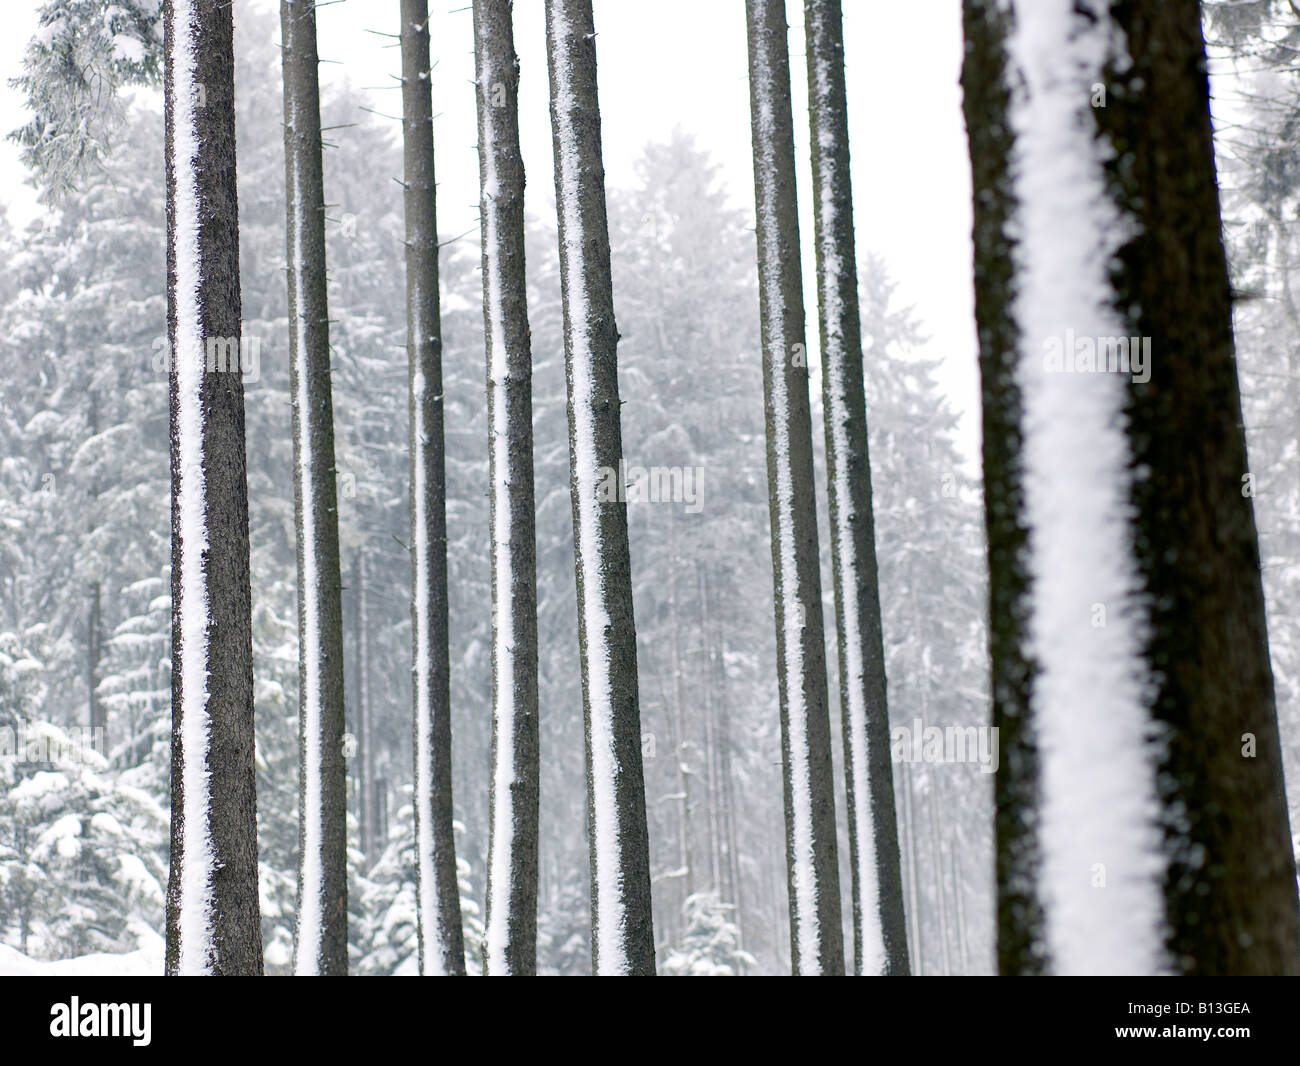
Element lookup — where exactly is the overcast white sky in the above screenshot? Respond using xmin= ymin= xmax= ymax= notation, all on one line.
xmin=0 ymin=0 xmax=980 ymax=459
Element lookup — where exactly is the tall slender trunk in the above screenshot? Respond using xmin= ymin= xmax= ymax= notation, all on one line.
xmin=474 ymin=0 xmax=541 ymax=977
xmin=163 ymin=0 xmax=261 ymax=976
xmin=401 ymin=0 xmax=464 ymax=977
xmin=962 ymin=0 xmax=1299 ymax=975
xmin=87 ymin=581 xmax=103 ymax=751
xmin=281 ymin=0 xmax=348 ymax=977
xmin=545 ymin=0 xmax=655 ymax=976
xmin=744 ymin=0 xmax=844 ymax=976
xmin=352 ymin=548 xmax=374 ymax=866
xmin=802 ymin=0 xmax=908 ymax=977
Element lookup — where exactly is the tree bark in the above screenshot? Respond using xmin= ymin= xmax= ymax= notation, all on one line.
xmin=163 ymin=0 xmax=262 ymax=976
xmin=802 ymin=0 xmax=909 ymax=977
xmin=961 ymin=0 xmax=1300 ymax=975
xmin=545 ymin=0 xmax=656 ymax=976
xmin=401 ymin=0 xmax=465 ymax=977
xmin=744 ymin=0 xmax=844 ymax=976
xmin=473 ymin=0 xmax=540 ymax=977
xmin=281 ymin=0 xmax=348 ymax=978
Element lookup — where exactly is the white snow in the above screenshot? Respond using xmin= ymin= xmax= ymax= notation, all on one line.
xmin=478 ymin=35 xmax=518 ymax=976
xmin=0 ymin=928 xmax=165 ymax=977
xmin=169 ymin=0 xmax=217 ymax=976
xmin=287 ymin=67 xmax=325 ymax=980
xmin=808 ymin=13 xmax=883 ymax=976
xmin=548 ymin=4 xmax=627 ymax=975
xmin=749 ymin=14 xmax=820 ymax=974
xmin=1005 ymin=0 xmax=1168 ymax=975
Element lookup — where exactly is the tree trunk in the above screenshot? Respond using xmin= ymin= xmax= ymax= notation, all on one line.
xmin=400 ymin=0 xmax=465 ymax=977
xmin=163 ymin=0 xmax=262 ymax=976
xmin=473 ymin=0 xmax=541 ymax=978
xmin=545 ymin=0 xmax=656 ymax=976
xmin=358 ymin=548 xmax=374 ymax=867
xmin=802 ymin=0 xmax=908 ymax=978
xmin=87 ymin=581 xmax=103 ymax=752
xmin=744 ymin=0 xmax=844 ymax=976
xmin=961 ymin=0 xmax=1300 ymax=975
xmin=281 ymin=0 xmax=349 ymax=978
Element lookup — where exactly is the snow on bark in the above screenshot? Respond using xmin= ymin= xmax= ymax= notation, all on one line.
xmin=804 ymin=0 xmax=895 ymax=976
xmin=168 ymin=0 xmax=215 ymax=977
xmin=477 ymin=13 xmax=519 ymax=975
xmin=287 ymin=83 xmax=324 ymax=977
xmin=546 ymin=0 xmax=626 ymax=975
xmin=410 ymin=354 xmax=445 ymax=974
xmin=747 ymin=1 xmax=820 ymax=974
xmin=401 ymin=0 xmax=463 ymax=977
xmin=1005 ymin=0 xmax=1167 ymax=975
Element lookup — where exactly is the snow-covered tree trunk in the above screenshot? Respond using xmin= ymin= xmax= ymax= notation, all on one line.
xmin=802 ymin=0 xmax=908 ymax=977
xmin=281 ymin=0 xmax=349 ymax=978
xmin=400 ymin=0 xmax=465 ymax=977
xmin=473 ymin=0 xmax=541 ymax=978
xmin=744 ymin=0 xmax=844 ymax=976
xmin=355 ymin=548 xmax=375 ymax=867
xmin=962 ymin=0 xmax=1300 ymax=976
xmin=545 ymin=0 xmax=656 ymax=976
xmin=163 ymin=0 xmax=262 ymax=976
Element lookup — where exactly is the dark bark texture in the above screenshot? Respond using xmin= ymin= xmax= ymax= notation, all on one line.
xmin=1099 ymin=0 xmax=1298 ymax=976
xmin=281 ymin=0 xmax=349 ymax=977
xmin=545 ymin=0 xmax=656 ymax=976
xmin=802 ymin=0 xmax=909 ymax=976
xmin=401 ymin=0 xmax=465 ymax=976
xmin=473 ymin=0 xmax=540 ymax=977
xmin=961 ymin=0 xmax=1300 ymax=975
xmin=959 ymin=0 xmax=1044 ymax=978
xmin=163 ymin=0 xmax=262 ymax=976
xmin=745 ymin=0 xmax=844 ymax=976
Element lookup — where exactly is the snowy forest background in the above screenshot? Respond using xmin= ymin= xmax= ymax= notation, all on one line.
xmin=0 ymin=0 xmax=1296 ymax=976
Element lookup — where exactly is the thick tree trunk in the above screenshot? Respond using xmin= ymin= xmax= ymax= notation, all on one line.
xmin=281 ymin=0 xmax=349 ymax=978
xmin=401 ymin=0 xmax=465 ymax=977
xmin=802 ymin=0 xmax=909 ymax=977
xmin=962 ymin=0 xmax=1300 ymax=975
xmin=163 ymin=0 xmax=262 ymax=976
xmin=473 ymin=0 xmax=541 ymax=978
xmin=744 ymin=0 xmax=844 ymax=976
xmin=545 ymin=0 xmax=656 ymax=976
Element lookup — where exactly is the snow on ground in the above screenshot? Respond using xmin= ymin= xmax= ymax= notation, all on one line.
xmin=0 ymin=929 xmax=164 ymax=976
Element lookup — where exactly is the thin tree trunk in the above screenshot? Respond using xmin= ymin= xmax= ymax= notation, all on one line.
xmin=401 ymin=0 xmax=464 ymax=977
xmin=962 ymin=0 xmax=1300 ymax=975
xmin=803 ymin=0 xmax=908 ymax=977
xmin=545 ymin=0 xmax=655 ymax=976
xmin=163 ymin=0 xmax=262 ymax=976
xmin=744 ymin=0 xmax=844 ymax=976
xmin=950 ymin=838 xmax=967 ymax=974
xmin=281 ymin=0 xmax=348 ymax=977
xmin=474 ymin=0 xmax=541 ymax=978
xmin=87 ymin=581 xmax=103 ymax=752
xmin=353 ymin=548 xmax=374 ymax=867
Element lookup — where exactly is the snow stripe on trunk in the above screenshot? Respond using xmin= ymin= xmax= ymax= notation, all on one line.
xmin=288 ymin=78 xmax=325 ymax=978
xmin=546 ymin=2 xmax=627 ymax=975
xmin=169 ymin=0 xmax=216 ymax=977
xmin=479 ymin=41 xmax=517 ymax=975
xmin=806 ymin=11 xmax=882 ymax=975
xmin=1006 ymin=0 xmax=1168 ymax=976
xmin=749 ymin=9 xmax=819 ymax=974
